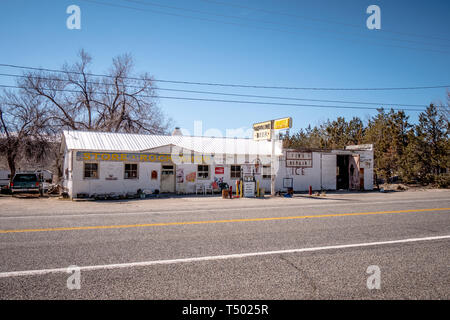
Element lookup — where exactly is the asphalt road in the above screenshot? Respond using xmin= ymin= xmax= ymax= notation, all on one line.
xmin=0 ymin=190 xmax=449 ymax=299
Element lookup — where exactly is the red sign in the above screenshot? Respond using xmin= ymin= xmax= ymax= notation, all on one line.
xmin=215 ymin=167 xmax=224 ymax=175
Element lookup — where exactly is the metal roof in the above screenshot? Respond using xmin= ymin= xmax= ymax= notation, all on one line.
xmin=62 ymin=130 xmax=282 ymax=156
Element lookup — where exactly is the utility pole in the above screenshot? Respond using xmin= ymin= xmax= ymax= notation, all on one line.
xmin=271 ymin=129 xmax=276 ymax=196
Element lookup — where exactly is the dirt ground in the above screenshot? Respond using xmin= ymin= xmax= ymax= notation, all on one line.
xmin=378 ymin=183 xmax=446 ymax=191
xmin=0 ymin=188 xmax=448 ymax=218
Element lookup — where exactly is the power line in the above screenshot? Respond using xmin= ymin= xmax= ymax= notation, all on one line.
xmin=199 ymin=0 xmax=450 ymax=43
xmin=0 ymin=72 xmax=430 ymax=108
xmin=79 ymin=0 xmax=450 ymax=55
xmin=120 ymin=0 xmax=450 ymax=49
xmin=1 ymin=63 xmax=449 ymax=91
xmin=0 ymin=84 xmax=426 ymax=112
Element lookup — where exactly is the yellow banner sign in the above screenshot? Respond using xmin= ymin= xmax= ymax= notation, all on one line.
xmin=77 ymin=152 xmax=211 ymax=163
xmin=273 ymin=117 xmax=292 ymax=130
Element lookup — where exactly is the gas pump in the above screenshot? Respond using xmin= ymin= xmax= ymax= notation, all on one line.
xmin=241 ymin=164 xmax=256 ymax=198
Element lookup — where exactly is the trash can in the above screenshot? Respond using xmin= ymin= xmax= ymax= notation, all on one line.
xmin=222 ymin=189 xmax=229 ymax=199
xmin=259 ymin=188 xmax=265 ymax=197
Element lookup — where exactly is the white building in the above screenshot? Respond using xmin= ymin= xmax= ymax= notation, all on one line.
xmin=60 ymin=130 xmax=373 ymax=199
xmin=60 ymin=130 xmax=282 ymax=198
xmin=277 ymin=145 xmax=374 ymax=192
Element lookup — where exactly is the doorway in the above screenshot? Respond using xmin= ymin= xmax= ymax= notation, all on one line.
xmin=336 ymin=155 xmax=349 ymax=190
xmin=359 ymin=168 xmax=365 ymax=191
xmin=160 ymin=165 xmax=175 ymax=193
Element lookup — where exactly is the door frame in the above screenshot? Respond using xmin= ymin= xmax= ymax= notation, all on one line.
xmin=160 ymin=164 xmax=176 ymax=193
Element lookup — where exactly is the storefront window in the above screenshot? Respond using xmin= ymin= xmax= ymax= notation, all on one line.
xmin=263 ymin=165 xmax=271 ymax=179
xmin=162 ymin=165 xmax=174 ymax=175
xmin=84 ymin=163 xmax=98 ymax=179
xmin=230 ymin=165 xmax=241 ymax=179
xmin=124 ymin=163 xmax=138 ymax=179
xmin=197 ymin=165 xmax=209 ymax=179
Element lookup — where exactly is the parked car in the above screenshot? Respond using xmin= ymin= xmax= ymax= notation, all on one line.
xmin=10 ymin=172 xmax=44 ymax=196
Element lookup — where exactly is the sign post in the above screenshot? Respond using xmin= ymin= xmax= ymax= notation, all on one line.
xmin=253 ymin=117 xmax=292 ymax=197
xmin=271 ymin=129 xmax=276 ymax=196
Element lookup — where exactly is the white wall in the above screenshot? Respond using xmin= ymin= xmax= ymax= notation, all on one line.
xmin=274 ymin=149 xmax=374 ymax=192
xmin=321 ymin=154 xmax=337 ymax=190
xmin=70 ymin=151 xmax=161 ymax=197
xmin=174 ymin=162 xmax=272 ymax=194
xmin=66 ymin=150 xmax=275 ymax=197
xmin=62 ymin=150 xmax=73 ymax=197
xmin=357 ymin=149 xmax=374 ymax=190
xmin=64 ymin=147 xmax=373 ymax=197
xmin=275 ymin=151 xmax=337 ymax=192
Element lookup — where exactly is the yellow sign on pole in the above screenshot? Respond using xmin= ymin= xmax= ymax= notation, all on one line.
xmin=273 ymin=117 xmax=292 ymax=130
xmin=253 ymin=118 xmax=292 ymax=141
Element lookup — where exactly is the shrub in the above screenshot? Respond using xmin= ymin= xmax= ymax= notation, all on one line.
xmin=434 ymin=174 xmax=450 ymax=188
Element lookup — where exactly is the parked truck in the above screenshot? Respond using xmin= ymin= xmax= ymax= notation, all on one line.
xmin=10 ymin=172 xmax=44 ymax=196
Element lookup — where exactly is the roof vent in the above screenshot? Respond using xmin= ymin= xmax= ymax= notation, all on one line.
xmin=172 ymin=127 xmax=183 ymax=136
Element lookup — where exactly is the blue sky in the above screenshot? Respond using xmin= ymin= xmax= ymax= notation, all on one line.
xmin=0 ymin=0 xmax=449 ymax=137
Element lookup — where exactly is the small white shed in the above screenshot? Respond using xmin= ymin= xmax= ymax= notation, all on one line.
xmin=276 ymin=145 xmax=374 ymax=192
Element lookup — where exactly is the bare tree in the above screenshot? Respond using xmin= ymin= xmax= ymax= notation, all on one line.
xmin=0 ymin=90 xmax=51 ymax=181
xmin=1 ymin=50 xmax=171 ymax=182
xmin=19 ymin=49 xmax=171 ymax=134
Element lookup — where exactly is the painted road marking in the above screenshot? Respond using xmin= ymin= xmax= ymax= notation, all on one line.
xmin=0 ymin=235 xmax=449 ymax=278
xmin=1 ymin=198 xmax=449 ymax=220
xmin=0 ymin=207 xmax=448 ymax=234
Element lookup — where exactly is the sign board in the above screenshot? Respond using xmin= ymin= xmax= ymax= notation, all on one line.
xmin=243 ymin=181 xmax=255 ymax=197
xmin=285 ymin=151 xmax=313 ymax=168
xmin=252 ymin=121 xmax=272 ymax=141
xmin=242 ymin=163 xmax=253 ymax=175
xmin=76 ymin=151 xmax=211 ymax=164
xmin=283 ymin=178 xmax=293 ymax=188
xmin=273 ymin=117 xmax=292 ymax=130
xmin=253 ymin=117 xmax=292 ymax=141
xmin=215 ymin=167 xmax=224 ymax=175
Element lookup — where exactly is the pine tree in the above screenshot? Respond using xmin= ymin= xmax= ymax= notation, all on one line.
xmin=363 ymin=109 xmax=391 ymax=181
xmin=414 ymin=104 xmax=449 ymax=184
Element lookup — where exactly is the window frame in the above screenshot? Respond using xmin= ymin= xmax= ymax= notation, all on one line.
xmin=262 ymin=165 xmax=272 ymax=179
xmin=83 ymin=162 xmax=99 ymax=179
xmin=124 ymin=163 xmax=139 ymax=180
xmin=161 ymin=165 xmax=174 ymax=175
xmin=197 ymin=165 xmax=209 ymax=180
xmin=230 ymin=165 xmax=241 ymax=179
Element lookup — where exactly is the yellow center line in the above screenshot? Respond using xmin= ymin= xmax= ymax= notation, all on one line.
xmin=0 ymin=207 xmax=449 ymax=234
